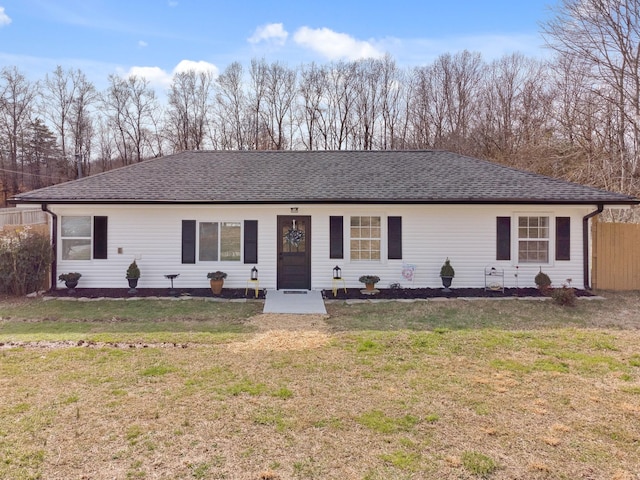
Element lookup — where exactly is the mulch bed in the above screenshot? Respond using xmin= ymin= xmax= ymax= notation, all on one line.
xmin=44 ymin=286 xmax=593 ymax=300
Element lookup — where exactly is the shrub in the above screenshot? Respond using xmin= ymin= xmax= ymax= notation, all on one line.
xmin=0 ymin=227 xmax=52 ymax=296
xmin=126 ymin=260 xmax=141 ymax=279
xmin=440 ymin=258 xmax=455 ymax=277
xmin=552 ymin=285 xmax=577 ymax=306
xmin=534 ymin=269 xmax=552 ymax=290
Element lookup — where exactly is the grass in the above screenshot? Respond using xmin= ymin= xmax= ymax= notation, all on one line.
xmin=0 ymin=292 xmax=639 ymax=479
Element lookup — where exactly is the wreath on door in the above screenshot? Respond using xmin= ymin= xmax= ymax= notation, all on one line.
xmin=284 ymin=220 xmax=305 ymax=247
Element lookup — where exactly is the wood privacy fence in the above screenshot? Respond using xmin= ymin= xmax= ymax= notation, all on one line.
xmin=0 ymin=208 xmax=48 ymax=235
xmin=593 ymin=221 xmax=640 ymax=290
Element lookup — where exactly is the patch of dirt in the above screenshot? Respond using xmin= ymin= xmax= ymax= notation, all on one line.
xmin=228 ymin=313 xmax=331 ymax=352
xmin=0 ymin=339 xmax=194 ymax=350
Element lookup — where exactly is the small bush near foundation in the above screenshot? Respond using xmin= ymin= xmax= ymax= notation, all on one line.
xmin=0 ymin=227 xmax=51 ymax=296
xmin=534 ymin=269 xmax=552 ymax=291
xmin=552 ymin=285 xmax=577 ymax=307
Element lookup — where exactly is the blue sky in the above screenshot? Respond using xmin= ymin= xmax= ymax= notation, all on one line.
xmin=0 ymin=0 xmax=556 ymax=89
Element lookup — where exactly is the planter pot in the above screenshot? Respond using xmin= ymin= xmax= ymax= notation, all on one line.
xmin=64 ymin=280 xmax=78 ymax=293
xmin=441 ymin=276 xmax=453 ymax=292
xmin=365 ymin=282 xmax=376 ymax=291
xmin=210 ymin=279 xmax=224 ymax=295
xmin=127 ymin=278 xmax=139 ymax=294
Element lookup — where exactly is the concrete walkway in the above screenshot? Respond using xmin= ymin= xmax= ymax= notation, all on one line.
xmin=263 ymin=289 xmax=327 ymax=314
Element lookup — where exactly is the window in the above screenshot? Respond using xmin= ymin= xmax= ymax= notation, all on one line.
xmin=518 ymin=216 xmax=549 ymax=263
xmin=198 ymin=221 xmax=241 ymax=262
xmin=199 ymin=222 xmax=219 ymax=261
xmin=350 ymin=216 xmax=381 ymax=260
xmin=220 ymin=222 xmax=241 ymax=260
xmin=61 ymin=216 xmax=92 ymax=260
xmin=61 ymin=216 xmax=108 ymax=260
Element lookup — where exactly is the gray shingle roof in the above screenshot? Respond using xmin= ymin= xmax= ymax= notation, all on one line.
xmin=11 ymin=150 xmax=639 ymax=205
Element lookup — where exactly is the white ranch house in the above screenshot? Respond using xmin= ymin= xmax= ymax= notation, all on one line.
xmin=11 ymin=150 xmax=638 ymax=292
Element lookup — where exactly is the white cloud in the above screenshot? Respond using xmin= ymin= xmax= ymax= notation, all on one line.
xmin=125 ymin=66 xmax=169 ymax=85
xmin=168 ymin=1 xmax=178 ymax=6
xmin=0 ymin=6 xmax=12 ymax=27
xmin=138 ymin=40 xmax=148 ymax=48
xmin=293 ymin=26 xmax=384 ymax=61
xmin=248 ymin=23 xmax=288 ymax=46
xmin=173 ymin=59 xmax=219 ymax=76
xmin=123 ymin=60 xmax=219 ymax=88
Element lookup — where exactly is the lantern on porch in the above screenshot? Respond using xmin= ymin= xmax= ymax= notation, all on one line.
xmin=333 ymin=265 xmax=342 ymax=279
xmin=251 ymin=266 xmax=258 ymax=281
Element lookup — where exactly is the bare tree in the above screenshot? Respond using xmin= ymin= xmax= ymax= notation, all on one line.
xmin=477 ymin=53 xmax=551 ymax=166
xmin=378 ymin=55 xmax=408 ymax=149
xmin=297 ymin=62 xmax=328 ymax=150
xmin=542 ymin=0 xmax=640 ymax=193
xmin=320 ymin=61 xmax=358 ymax=150
xmin=248 ymin=59 xmax=268 ymax=149
xmin=0 ymin=67 xmax=39 ymax=199
xmin=102 ymin=75 xmax=161 ymax=165
xmin=165 ymin=70 xmax=215 ymax=152
xmin=215 ymin=62 xmax=251 ymax=150
xmin=259 ymin=61 xmax=297 ymax=150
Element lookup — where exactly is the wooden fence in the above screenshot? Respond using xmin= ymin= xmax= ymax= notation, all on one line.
xmin=0 ymin=208 xmax=47 ymax=228
xmin=592 ymin=221 xmax=640 ymax=290
xmin=0 ymin=208 xmax=48 ymax=233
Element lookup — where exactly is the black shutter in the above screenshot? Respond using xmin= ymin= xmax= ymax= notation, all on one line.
xmin=496 ymin=217 xmax=511 ymax=260
xmin=244 ymin=220 xmax=258 ymax=264
xmin=556 ymin=217 xmax=570 ymax=260
xmin=181 ymin=220 xmax=196 ymax=264
xmin=387 ymin=216 xmax=402 ymax=260
xmin=329 ymin=216 xmax=343 ymax=259
xmin=93 ymin=216 xmax=108 ymax=259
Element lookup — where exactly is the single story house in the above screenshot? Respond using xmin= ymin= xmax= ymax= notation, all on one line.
xmin=11 ymin=150 xmax=638 ymax=292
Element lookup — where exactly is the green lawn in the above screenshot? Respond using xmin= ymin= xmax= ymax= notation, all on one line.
xmin=0 ymin=292 xmax=639 ymax=479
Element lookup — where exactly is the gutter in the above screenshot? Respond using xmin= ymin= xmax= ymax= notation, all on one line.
xmin=41 ymin=204 xmax=57 ymax=291
xmin=583 ymin=204 xmax=604 ymax=290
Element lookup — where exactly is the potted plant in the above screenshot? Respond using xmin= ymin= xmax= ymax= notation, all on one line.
xmin=126 ymin=260 xmax=141 ymax=294
xmin=439 ymin=258 xmax=455 ymax=292
xmin=358 ymin=274 xmax=380 ymax=291
xmin=534 ymin=268 xmax=552 ymax=293
xmin=58 ymin=272 xmax=82 ymax=293
xmin=207 ymin=271 xmax=227 ymax=295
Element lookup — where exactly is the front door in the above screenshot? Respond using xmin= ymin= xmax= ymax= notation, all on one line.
xmin=277 ymin=215 xmax=311 ymax=289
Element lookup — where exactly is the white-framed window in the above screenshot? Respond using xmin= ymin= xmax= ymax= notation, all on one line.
xmin=518 ymin=216 xmax=549 ymax=263
xmin=199 ymin=221 xmax=241 ymax=261
xmin=61 ymin=216 xmax=92 ymax=260
xmin=350 ymin=216 xmax=381 ymax=261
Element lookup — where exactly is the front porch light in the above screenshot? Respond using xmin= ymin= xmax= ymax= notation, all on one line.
xmin=251 ymin=266 xmax=258 ymax=280
xmin=333 ymin=265 xmax=342 ymax=279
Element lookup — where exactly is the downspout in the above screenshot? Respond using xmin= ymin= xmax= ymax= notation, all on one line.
xmin=41 ymin=204 xmax=57 ymax=291
xmin=583 ymin=203 xmax=604 ymax=290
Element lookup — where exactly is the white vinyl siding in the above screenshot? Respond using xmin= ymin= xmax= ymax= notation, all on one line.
xmin=50 ymin=204 xmax=591 ymax=290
